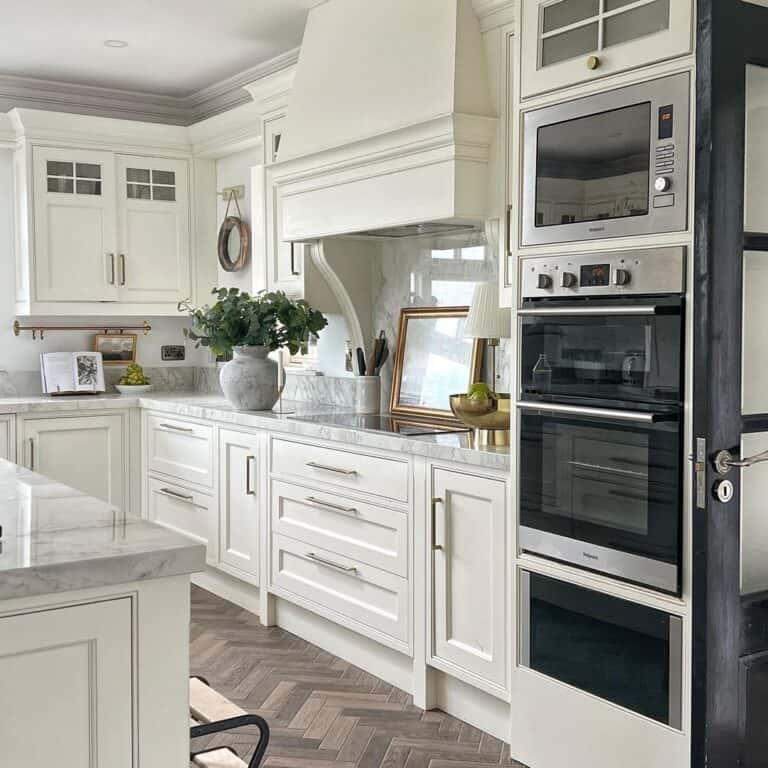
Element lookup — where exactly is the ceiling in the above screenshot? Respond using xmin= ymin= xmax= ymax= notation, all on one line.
xmin=0 ymin=0 xmax=324 ymax=97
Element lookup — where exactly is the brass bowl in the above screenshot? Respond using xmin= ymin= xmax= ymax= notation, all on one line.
xmin=449 ymin=393 xmax=511 ymax=446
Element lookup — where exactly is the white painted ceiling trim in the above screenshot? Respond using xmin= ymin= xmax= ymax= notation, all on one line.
xmin=0 ymin=48 xmax=300 ymax=127
xmin=471 ymin=0 xmax=517 ymax=31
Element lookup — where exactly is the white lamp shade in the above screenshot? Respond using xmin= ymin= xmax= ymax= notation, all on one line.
xmin=464 ymin=282 xmax=511 ymax=339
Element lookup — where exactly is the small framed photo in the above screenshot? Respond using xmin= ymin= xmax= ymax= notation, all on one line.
xmin=94 ymin=333 xmax=137 ymax=366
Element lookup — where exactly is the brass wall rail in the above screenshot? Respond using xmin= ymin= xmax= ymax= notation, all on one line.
xmin=13 ymin=320 xmax=152 ymax=341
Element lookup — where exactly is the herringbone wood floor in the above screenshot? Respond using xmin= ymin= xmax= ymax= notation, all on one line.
xmin=190 ymin=586 xmax=528 ymax=768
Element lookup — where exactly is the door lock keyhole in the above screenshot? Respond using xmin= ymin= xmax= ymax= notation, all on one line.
xmin=714 ymin=479 xmax=735 ymax=503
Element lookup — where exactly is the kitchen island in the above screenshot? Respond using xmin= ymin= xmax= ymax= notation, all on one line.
xmin=0 ymin=459 xmax=205 ymax=768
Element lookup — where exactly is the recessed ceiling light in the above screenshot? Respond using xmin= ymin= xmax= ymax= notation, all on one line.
xmin=104 ymin=39 xmax=128 ymax=48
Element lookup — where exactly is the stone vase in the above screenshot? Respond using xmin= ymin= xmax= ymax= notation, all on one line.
xmin=219 ymin=346 xmax=279 ymax=411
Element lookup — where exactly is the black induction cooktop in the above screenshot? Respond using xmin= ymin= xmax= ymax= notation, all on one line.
xmin=289 ymin=413 xmax=470 ymax=437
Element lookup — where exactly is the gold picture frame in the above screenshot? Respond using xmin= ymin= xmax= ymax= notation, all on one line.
xmin=93 ymin=333 xmax=138 ymax=366
xmin=390 ymin=306 xmax=485 ymax=423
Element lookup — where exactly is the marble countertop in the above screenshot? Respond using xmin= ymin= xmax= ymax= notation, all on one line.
xmin=0 ymin=459 xmax=206 ymax=601
xmin=0 ymin=393 xmax=511 ymax=471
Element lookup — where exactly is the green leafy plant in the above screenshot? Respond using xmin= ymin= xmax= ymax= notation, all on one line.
xmin=179 ymin=288 xmax=328 ymax=358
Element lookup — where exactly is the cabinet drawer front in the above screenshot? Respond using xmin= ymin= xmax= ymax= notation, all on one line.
xmin=271 ymin=438 xmax=409 ymax=503
xmin=271 ymin=481 xmax=408 ymax=577
xmin=271 ymin=534 xmax=409 ymax=645
xmin=147 ymin=478 xmax=216 ymax=564
xmin=147 ymin=414 xmax=213 ymax=488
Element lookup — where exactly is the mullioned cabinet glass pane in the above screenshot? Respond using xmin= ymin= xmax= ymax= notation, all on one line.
xmin=543 ymin=0 xmax=599 ymax=33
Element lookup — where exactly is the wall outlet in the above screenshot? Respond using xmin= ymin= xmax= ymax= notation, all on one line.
xmin=161 ymin=345 xmax=185 ymax=362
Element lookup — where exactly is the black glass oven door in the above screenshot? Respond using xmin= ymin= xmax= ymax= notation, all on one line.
xmin=520 ymin=571 xmax=683 ymax=729
xmin=519 ymin=406 xmax=681 ymax=594
xmin=520 ymin=299 xmax=683 ymax=407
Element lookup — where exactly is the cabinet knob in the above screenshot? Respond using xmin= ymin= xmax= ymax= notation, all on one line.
xmin=586 ymin=55 xmax=601 ymax=71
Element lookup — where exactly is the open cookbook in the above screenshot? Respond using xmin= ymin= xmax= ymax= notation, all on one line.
xmin=40 ymin=352 xmax=105 ymax=395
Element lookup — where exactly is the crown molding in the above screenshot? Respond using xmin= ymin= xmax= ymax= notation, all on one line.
xmin=472 ymin=0 xmax=517 ymax=31
xmin=0 ymin=47 xmax=301 ymax=127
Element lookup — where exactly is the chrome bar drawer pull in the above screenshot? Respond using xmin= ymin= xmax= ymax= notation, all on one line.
xmin=246 ymin=455 xmax=256 ymax=495
xmin=159 ymin=488 xmax=194 ymax=503
xmin=28 ymin=438 xmax=35 ymax=471
xmin=306 ymin=461 xmax=358 ymax=476
xmin=306 ymin=552 xmax=358 ymax=574
xmin=159 ymin=423 xmax=195 ymax=433
xmin=305 ymin=496 xmax=358 ymax=514
xmin=431 ymin=497 xmax=444 ymax=552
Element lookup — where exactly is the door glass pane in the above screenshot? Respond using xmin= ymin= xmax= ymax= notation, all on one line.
xmin=127 ymin=183 xmax=151 ymax=200
xmin=542 ymin=22 xmax=598 ymax=66
xmin=605 ymin=0 xmax=637 ymax=9
xmin=46 ymin=161 xmax=73 ymax=177
xmin=75 ymin=180 xmax=101 ymax=195
xmin=75 ymin=163 xmax=101 ymax=179
xmin=741 ymin=433 xmax=768 ymax=594
xmin=47 ymin=178 xmax=73 ymax=193
xmin=543 ymin=0 xmax=599 ymax=33
xmin=152 ymin=170 xmax=175 ymax=186
xmin=126 ymin=168 xmax=150 ymax=184
xmin=743 ymin=251 xmax=768 ymax=414
xmin=745 ymin=65 xmax=768 ymax=233
xmin=152 ymin=185 xmax=175 ymax=201
xmin=603 ymin=0 xmax=671 ymax=48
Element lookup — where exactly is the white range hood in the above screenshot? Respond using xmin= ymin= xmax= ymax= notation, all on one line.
xmin=272 ymin=0 xmax=498 ymax=241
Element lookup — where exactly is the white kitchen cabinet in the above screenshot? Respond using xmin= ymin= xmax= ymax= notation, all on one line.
xmin=263 ymin=114 xmax=306 ymax=297
xmin=21 ymin=413 xmax=128 ymax=512
xmin=115 ymin=154 xmax=191 ymax=304
xmin=0 ymin=597 xmax=133 ymax=768
xmin=520 ymin=0 xmax=693 ymax=99
xmin=218 ymin=428 xmax=260 ymax=582
xmin=430 ymin=467 xmax=507 ymax=692
xmin=0 ymin=415 xmax=15 ymax=462
xmin=147 ymin=477 xmax=217 ymax=565
xmin=32 ymin=146 xmax=119 ymax=302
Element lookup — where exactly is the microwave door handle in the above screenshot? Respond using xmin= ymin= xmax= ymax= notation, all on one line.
xmin=516 ymin=401 xmax=662 ymax=424
xmin=518 ymin=306 xmax=664 ymax=317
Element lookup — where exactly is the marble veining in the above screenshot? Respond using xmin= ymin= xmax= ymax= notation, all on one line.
xmin=0 ymin=459 xmax=205 ymax=601
xmin=0 ymin=393 xmax=510 ymax=470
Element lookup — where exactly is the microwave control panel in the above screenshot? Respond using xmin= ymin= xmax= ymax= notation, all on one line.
xmin=520 ymin=247 xmax=685 ymax=299
xmin=653 ymin=103 xmax=677 ymax=209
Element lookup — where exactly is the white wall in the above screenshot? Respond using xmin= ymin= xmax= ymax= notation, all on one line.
xmin=0 ymin=148 xmax=204 ymax=382
xmin=215 ymin=146 xmax=262 ymax=294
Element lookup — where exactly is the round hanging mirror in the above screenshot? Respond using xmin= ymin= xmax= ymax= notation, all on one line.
xmin=217 ymin=191 xmax=250 ymax=272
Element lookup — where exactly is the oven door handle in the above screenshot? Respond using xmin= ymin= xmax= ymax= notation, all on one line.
xmin=518 ymin=305 xmax=667 ymax=317
xmin=516 ymin=401 xmax=666 ymax=424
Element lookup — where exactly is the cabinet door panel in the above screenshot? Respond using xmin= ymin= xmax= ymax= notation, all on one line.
xmin=0 ymin=415 xmax=15 ymax=462
xmin=520 ymin=0 xmax=692 ymax=98
xmin=116 ymin=155 xmax=191 ymax=304
xmin=219 ymin=429 xmax=260 ymax=581
xmin=0 ymin=598 xmax=133 ymax=768
xmin=33 ymin=147 xmax=117 ymax=302
xmin=432 ymin=469 xmax=507 ymax=690
xmin=22 ymin=414 xmax=126 ymax=511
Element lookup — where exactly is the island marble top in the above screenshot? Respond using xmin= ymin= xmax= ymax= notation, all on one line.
xmin=0 ymin=459 xmax=205 ymax=602
xmin=0 ymin=393 xmax=511 ymax=471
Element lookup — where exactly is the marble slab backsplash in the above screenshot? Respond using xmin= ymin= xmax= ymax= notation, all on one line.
xmin=0 ymin=366 xmax=197 ymax=396
xmin=193 ymin=365 xmax=381 ymax=414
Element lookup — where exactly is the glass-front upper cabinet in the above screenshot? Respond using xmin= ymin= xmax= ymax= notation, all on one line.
xmin=520 ymin=0 xmax=693 ymax=99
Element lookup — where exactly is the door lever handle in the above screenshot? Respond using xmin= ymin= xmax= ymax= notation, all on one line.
xmin=714 ymin=448 xmax=768 ymax=475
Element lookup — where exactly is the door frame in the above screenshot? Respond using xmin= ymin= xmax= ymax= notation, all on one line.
xmin=693 ymin=1 xmax=768 ymax=765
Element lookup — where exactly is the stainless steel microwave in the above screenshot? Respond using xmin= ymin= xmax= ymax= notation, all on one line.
xmin=521 ymin=73 xmax=690 ymax=247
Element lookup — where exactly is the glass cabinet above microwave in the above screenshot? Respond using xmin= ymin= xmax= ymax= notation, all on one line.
xmin=520 ymin=0 xmax=693 ymax=99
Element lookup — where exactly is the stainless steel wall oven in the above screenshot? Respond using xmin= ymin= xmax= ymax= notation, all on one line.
xmin=517 ymin=247 xmax=685 ymax=594
xmin=521 ymin=73 xmax=690 ymax=247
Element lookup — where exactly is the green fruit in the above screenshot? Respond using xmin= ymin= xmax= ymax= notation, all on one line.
xmin=467 ymin=382 xmax=490 ymax=399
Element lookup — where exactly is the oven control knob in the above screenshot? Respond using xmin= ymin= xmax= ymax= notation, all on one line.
xmin=561 ymin=271 xmax=578 ymax=288
xmin=537 ymin=273 xmax=553 ymax=290
xmin=654 ymin=176 xmax=672 ymax=193
xmin=613 ymin=268 xmax=631 ymax=286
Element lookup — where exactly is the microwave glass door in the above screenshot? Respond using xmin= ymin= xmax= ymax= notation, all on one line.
xmin=519 ymin=409 xmax=681 ymax=592
xmin=535 ymin=102 xmax=651 ymax=229
xmin=520 ymin=301 xmax=683 ymax=407
xmin=521 ymin=571 xmax=682 ymax=729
